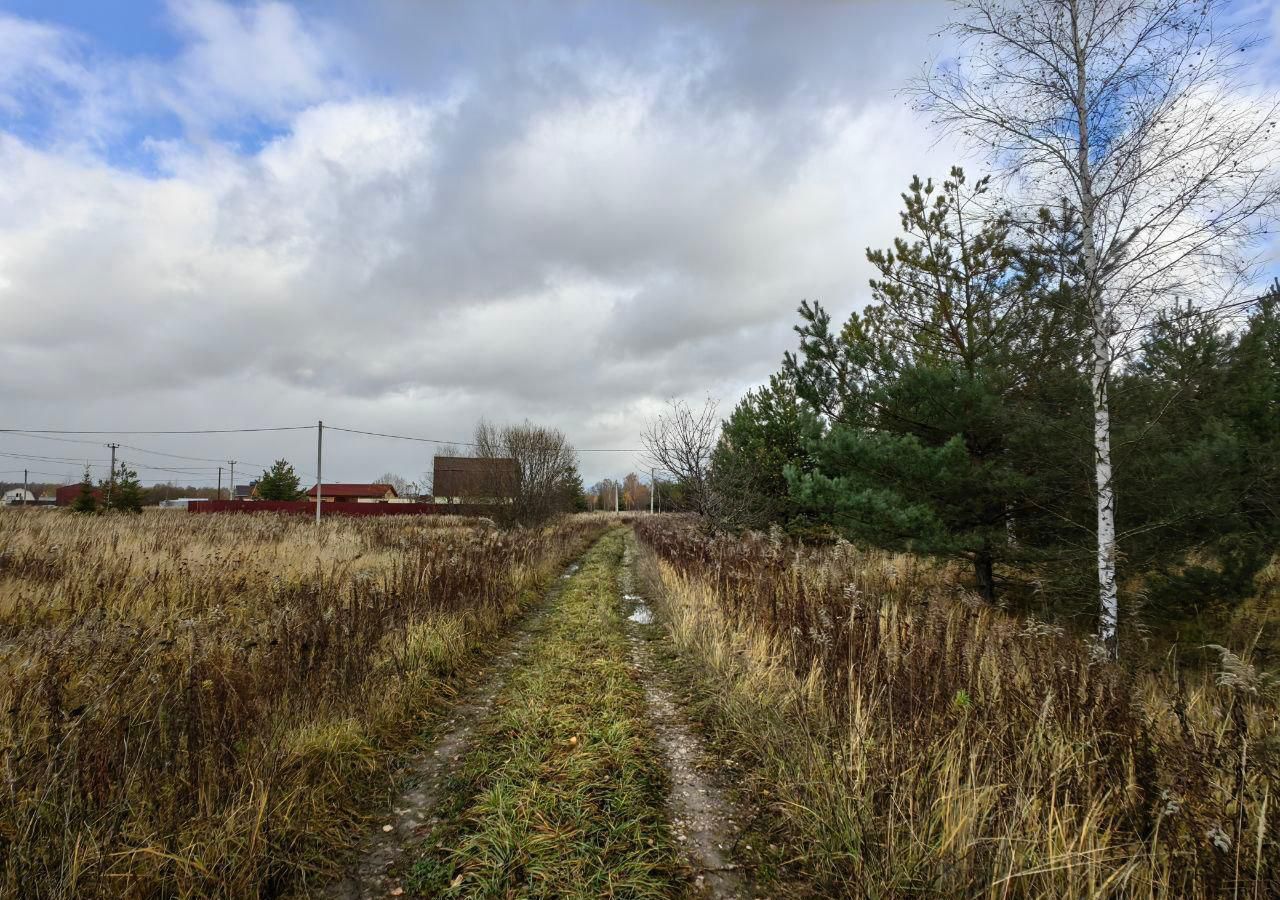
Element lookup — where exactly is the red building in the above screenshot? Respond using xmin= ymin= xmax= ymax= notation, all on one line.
xmin=305 ymin=483 xmax=399 ymax=503
xmin=55 ymin=483 xmax=104 ymax=507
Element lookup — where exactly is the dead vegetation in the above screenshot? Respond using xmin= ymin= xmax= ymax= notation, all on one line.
xmin=633 ymin=516 xmax=1280 ymax=898
xmin=0 ymin=509 xmax=605 ymax=898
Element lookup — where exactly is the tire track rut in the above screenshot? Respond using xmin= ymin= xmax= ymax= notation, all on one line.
xmin=620 ymin=531 xmax=756 ymax=900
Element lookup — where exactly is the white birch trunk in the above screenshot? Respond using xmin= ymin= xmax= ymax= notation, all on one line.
xmin=1090 ymin=313 xmax=1119 ymax=652
xmin=1071 ymin=0 xmax=1120 ymax=655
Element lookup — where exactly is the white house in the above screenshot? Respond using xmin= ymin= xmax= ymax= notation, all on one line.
xmin=2 ymin=488 xmax=36 ymax=505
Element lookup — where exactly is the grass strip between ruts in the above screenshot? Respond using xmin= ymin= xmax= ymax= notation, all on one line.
xmin=408 ymin=528 xmax=686 ymax=899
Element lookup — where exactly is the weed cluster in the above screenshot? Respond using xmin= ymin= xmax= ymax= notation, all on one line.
xmin=0 ymin=509 xmax=604 ymax=897
xmin=634 ymin=516 xmax=1280 ymax=897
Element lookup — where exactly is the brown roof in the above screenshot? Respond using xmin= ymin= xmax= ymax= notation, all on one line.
xmin=432 ymin=457 xmax=517 ymax=498
xmin=306 ymin=483 xmax=398 ymax=498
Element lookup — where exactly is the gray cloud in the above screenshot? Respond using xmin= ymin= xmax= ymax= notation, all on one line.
xmin=0 ymin=0 xmax=965 ymax=484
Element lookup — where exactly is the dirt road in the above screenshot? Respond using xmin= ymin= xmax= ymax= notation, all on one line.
xmin=323 ymin=528 xmax=754 ymax=899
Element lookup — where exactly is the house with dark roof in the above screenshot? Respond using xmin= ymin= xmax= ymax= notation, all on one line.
xmin=306 ymin=483 xmax=399 ymax=503
xmin=233 ymin=480 xmax=259 ymax=500
xmin=432 ymin=456 xmax=518 ymax=503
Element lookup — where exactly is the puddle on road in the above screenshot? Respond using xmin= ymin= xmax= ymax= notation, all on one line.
xmin=628 ymin=602 xmax=654 ymax=625
xmin=623 ymin=592 xmax=654 ymax=624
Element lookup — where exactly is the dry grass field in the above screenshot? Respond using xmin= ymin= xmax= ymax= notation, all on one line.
xmin=0 ymin=508 xmax=604 ymax=898
xmin=3 ymin=507 xmax=1275 ymax=899
xmin=633 ymin=516 xmax=1280 ymax=898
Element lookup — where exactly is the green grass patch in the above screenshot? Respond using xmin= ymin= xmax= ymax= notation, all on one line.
xmin=408 ymin=529 xmax=685 ymax=899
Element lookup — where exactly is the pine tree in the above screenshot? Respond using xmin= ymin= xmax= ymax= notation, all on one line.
xmin=709 ymin=373 xmax=815 ymax=531
xmin=71 ymin=466 xmax=98 ymax=514
xmin=257 ymin=459 xmax=303 ymax=500
xmin=784 ymin=169 xmax=1087 ymax=600
xmin=1116 ymin=285 xmax=1280 ymax=619
xmin=559 ymin=467 xmax=588 ymax=512
xmin=102 ymin=463 xmax=144 ymax=513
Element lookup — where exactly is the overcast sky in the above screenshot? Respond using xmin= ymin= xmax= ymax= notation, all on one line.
xmin=1 ymin=0 xmax=1277 ymax=490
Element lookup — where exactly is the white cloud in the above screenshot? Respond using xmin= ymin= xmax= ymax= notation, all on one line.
xmin=158 ymin=0 xmax=347 ymax=127
xmin=0 ymin=14 xmax=90 ymax=113
xmin=0 ymin=0 xmax=964 ymax=483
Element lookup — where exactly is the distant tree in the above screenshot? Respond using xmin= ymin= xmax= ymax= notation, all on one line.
xmin=102 ymin=463 xmax=143 ymax=513
xmin=473 ymin=420 xmax=580 ymax=525
xmin=257 ymin=459 xmax=303 ymax=500
xmin=375 ymin=472 xmax=412 ymax=497
xmin=621 ymin=472 xmax=651 ymax=511
xmin=591 ymin=478 xmax=620 ymax=511
xmin=71 ymin=466 xmax=98 ymax=514
xmin=641 ymin=398 xmax=719 ymax=516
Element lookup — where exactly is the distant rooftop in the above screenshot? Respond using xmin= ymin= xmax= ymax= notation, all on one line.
xmin=432 ymin=456 xmax=517 ymax=498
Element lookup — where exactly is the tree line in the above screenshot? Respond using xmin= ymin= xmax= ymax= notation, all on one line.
xmin=706 ymin=180 xmax=1277 ymax=632
xmin=657 ymin=0 xmax=1280 ymax=653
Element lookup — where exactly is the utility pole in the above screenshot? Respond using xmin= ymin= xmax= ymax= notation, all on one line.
xmin=315 ymin=420 xmax=323 ymax=526
xmin=106 ymin=442 xmax=119 ymax=508
xmin=227 ymin=460 xmax=238 ymax=501
xmin=23 ymin=469 xmax=28 ymax=507
xmin=217 ymin=466 xmax=223 ymax=500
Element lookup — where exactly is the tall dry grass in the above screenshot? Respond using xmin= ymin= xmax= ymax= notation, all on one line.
xmin=0 ymin=508 xmax=604 ymax=898
xmin=633 ymin=516 xmax=1279 ymax=898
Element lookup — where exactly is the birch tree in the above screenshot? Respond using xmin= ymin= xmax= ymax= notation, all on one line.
xmin=914 ymin=0 xmax=1280 ymax=653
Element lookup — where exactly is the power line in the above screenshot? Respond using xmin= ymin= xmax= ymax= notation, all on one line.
xmin=327 ymin=425 xmax=645 ymax=453
xmin=120 ymin=443 xmax=270 ymax=469
xmin=0 ymin=469 xmax=85 ymax=480
xmin=326 ymin=425 xmax=478 ymax=447
xmin=5 ymin=466 xmax=247 ymax=485
xmin=0 ymin=426 xmax=313 ymax=435
xmin=0 ymin=451 xmax=221 ymax=475
xmin=0 ymin=432 xmax=272 ymax=471
xmin=1 ymin=422 xmax=646 ymax=463
xmin=0 ymin=450 xmax=97 ymax=465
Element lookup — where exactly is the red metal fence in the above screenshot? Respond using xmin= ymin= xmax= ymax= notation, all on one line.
xmin=188 ymin=501 xmax=493 ymax=517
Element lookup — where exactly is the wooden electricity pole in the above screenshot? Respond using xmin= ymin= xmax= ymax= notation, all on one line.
xmin=315 ymin=420 xmax=323 ymax=526
xmin=106 ymin=442 xmax=119 ymax=507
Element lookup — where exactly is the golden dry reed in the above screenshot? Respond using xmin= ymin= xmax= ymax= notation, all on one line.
xmin=633 ymin=517 xmax=1279 ymax=899
xmin=0 ymin=508 xmax=605 ymax=898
